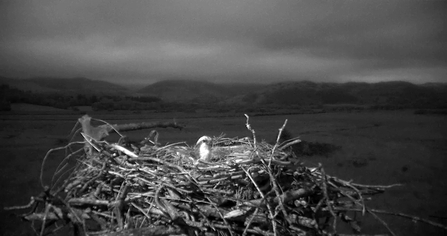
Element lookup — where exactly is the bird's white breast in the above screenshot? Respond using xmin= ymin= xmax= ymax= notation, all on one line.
xmin=199 ymin=142 xmax=211 ymax=161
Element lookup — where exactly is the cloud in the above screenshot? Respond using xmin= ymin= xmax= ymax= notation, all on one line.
xmin=1 ymin=0 xmax=446 ymax=84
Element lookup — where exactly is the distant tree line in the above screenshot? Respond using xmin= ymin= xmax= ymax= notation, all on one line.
xmin=0 ymin=84 xmax=162 ymax=111
xmin=0 ymin=85 xmax=11 ymax=111
xmin=0 ymin=84 xmax=242 ymax=113
xmin=91 ymin=96 xmax=162 ymax=111
xmin=1 ymin=83 xmax=446 ymax=113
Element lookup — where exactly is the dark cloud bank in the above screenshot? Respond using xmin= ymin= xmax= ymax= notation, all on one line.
xmin=1 ymin=0 xmax=446 ymax=85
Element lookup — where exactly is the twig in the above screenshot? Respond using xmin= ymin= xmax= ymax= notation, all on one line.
xmin=243 ymin=207 xmax=259 ymax=236
xmin=242 ymin=166 xmax=277 ymax=236
xmin=244 ymin=114 xmax=257 ymax=149
xmin=335 ymin=207 xmax=447 ymax=231
xmin=320 ymin=165 xmax=337 ymax=234
xmin=40 ymin=141 xmax=85 ymax=189
xmin=367 ymin=209 xmax=396 ymax=236
xmin=258 ymin=156 xmax=291 ymax=226
xmin=271 ymin=119 xmax=288 ymax=156
xmin=4 ymin=196 xmax=37 ymax=211
xmin=51 ymin=147 xmax=84 ymax=188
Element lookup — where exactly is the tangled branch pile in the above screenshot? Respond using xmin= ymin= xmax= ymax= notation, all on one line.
xmin=7 ymin=115 xmax=446 ymax=236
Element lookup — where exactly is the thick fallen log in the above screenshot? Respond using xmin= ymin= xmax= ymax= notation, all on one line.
xmin=78 ymin=114 xmax=183 ymax=141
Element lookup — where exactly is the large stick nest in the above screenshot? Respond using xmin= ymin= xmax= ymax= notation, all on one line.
xmin=6 ymin=115 xmax=446 ymax=236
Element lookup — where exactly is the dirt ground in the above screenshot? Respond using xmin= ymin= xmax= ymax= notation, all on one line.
xmin=0 ymin=110 xmax=446 ymax=235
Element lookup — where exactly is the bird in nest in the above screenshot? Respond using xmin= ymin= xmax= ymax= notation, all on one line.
xmin=196 ymin=136 xmax=212 ymax=161
xmin=163 ymin=136 xmax=213 ymax=164
xmin=195 ymin=136 xmax=251 ymax=162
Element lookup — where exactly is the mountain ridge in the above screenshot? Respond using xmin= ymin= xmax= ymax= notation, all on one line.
xmin=1 ymin=76 xmax=446 ymax=108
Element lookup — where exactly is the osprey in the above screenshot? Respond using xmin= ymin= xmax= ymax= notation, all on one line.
xmin=195 ymin=136 xmax=252 ymax=163
xmin=196 ymin=136 xmax=212 ymax=161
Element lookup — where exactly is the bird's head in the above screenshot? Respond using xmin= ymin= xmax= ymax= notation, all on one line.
xmin=196 ymin=136 xmax=212 ymax=146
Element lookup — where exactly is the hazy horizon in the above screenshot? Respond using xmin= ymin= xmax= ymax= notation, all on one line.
xmin=1 ymin=1 xmax=446 ymax=85
xmin=3 ymin=75 xmax=447 ymax=87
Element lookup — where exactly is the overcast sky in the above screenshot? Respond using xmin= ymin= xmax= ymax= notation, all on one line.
xmin=1 ymin=0 xmax=446 ymax=84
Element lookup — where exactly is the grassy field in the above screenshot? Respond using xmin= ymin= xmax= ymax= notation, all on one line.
xmin=0 ymin=109 xmax=446 ymax=235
